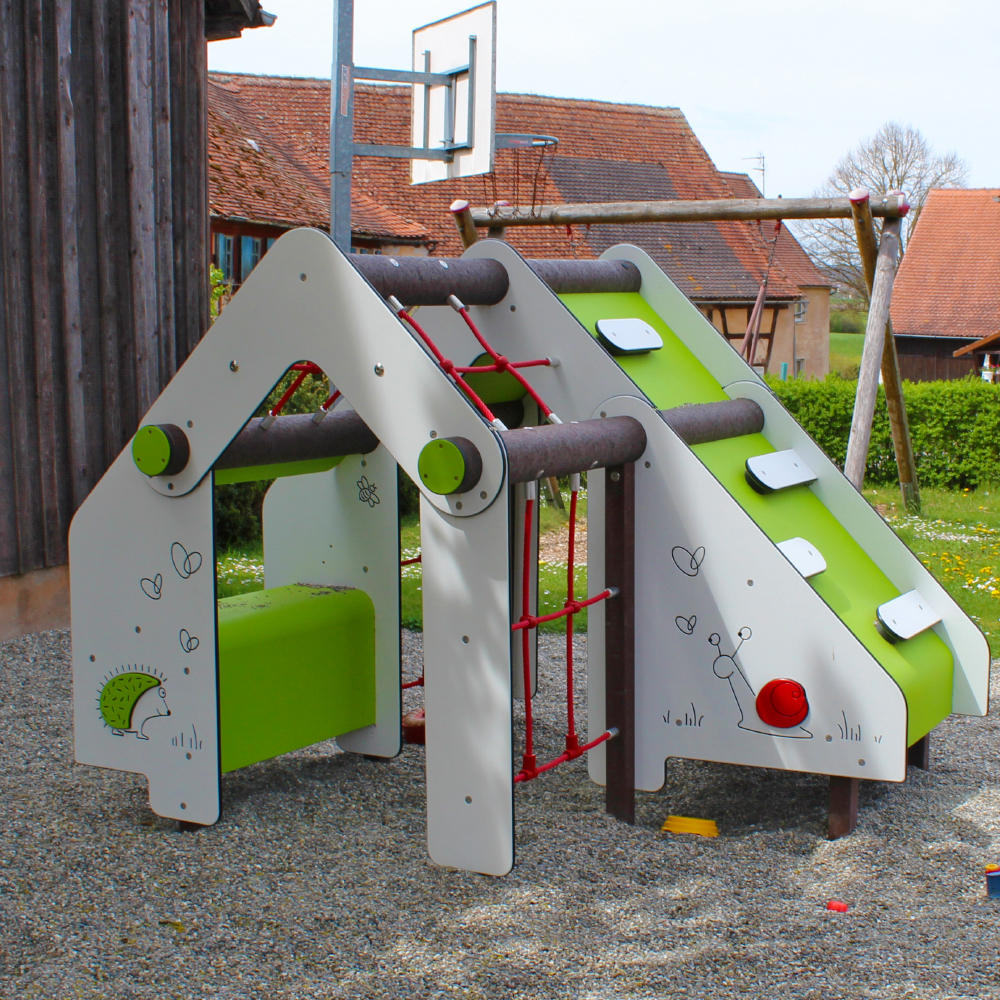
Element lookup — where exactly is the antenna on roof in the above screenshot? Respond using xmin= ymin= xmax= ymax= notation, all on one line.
xmin=329 ymin=1 xmax=498 ymax=250
xmin=741 ymin=153 xmax=766 ymax=198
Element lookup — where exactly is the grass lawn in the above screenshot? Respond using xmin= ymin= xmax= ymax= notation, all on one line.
xmin=214 ymin=483 xmax=997 ymax=654
xmin=829 ymin=331 xmax=864 ymax=376
xmin=866 ymin=484 xmax=1000 ymax=655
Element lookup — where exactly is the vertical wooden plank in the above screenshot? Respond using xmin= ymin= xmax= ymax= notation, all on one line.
xmin=151 ymin=0 xmax=175 ymax=386
xmin=89 ymin=0 xmax=126 ymax=464
xmin=0 ymin=0 xmax=38 ymax=575
xmin=168 ymin=0 xmax=208 ymax=366
xmin=907 ymin=734 xmax=930 ymax=771
xmin=55 ymin=0 xmax=90 ymax=509
xmin=26 ymin=0 xmax=72 ymax=567
xmin=604 ymin=462 xmax=635 ymax=824
xmin=70 ymin=0 xmax=109 ymax=500
xmin=828 ymin=775 xmax=858 ymax=839
xmin=127 ymin=0 xmax=159 ymax=415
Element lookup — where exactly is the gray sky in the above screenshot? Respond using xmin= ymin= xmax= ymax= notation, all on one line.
xmin=208 ymin=0 xmax=997 ymax=199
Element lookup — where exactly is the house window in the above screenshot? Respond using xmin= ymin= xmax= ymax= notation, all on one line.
xmin=794 ymin=300 xmax=808 ymax=324
xmin=266 ymin=238 xmax=277 ymax=251
xmin=214 ymin=233 xmax=234 ymax=282
xmin=241 ymin=236 xmax=263 ymax=281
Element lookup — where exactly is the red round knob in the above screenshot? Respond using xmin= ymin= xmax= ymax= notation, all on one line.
xmin=756 ymin=678 xmax=809 ymax=728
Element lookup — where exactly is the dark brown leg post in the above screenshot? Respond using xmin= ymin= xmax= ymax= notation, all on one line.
xmin=828 ymin=776 xmax=858 ymax=839
xmin=907 ymin=734 xmax=930 ymax=771
xmin=605 ymin=463 xmax=635 ymax=824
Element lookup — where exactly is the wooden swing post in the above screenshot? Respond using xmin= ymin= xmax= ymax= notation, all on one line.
xmin=848 ymin=190 xmax=920 ymax=512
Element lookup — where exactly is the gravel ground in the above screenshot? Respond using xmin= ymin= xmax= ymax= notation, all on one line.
xmin=2 ymin=629 xmax=1000 ymax=999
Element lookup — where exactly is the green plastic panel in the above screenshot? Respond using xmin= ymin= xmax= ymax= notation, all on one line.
xmin=213 ymin=456 xmax=343 ymax=486
xmin=132 ymin=425 xmax=173 ymax=476
xmin=218 ymin=583 xmax=376 ymax=772
xmin=418 ymin=438 xmax=467 ymax=495
xmin=561 ymin=291 xmax=953 ymax=744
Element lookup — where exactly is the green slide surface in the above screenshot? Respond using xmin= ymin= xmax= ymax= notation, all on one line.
xmin=562 ymin=291 xmax=953 ymax=744
xmin=218 ymin=583 xmax=376 ymax=771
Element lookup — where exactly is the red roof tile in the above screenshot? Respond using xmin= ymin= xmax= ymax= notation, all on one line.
xmin=208 ymin=76 xmax=430 ymax=241
xmin=207 ymin=73 xmax=808 ymax=300
xmin=891 ymin=189 xmax=1000 ymax=340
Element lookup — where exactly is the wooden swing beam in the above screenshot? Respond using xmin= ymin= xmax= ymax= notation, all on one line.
xmin=449 ymin=193 xmax=909 ymax=237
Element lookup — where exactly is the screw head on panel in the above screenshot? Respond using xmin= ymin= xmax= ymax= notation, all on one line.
xmin=374 ymin=363 xmax=385 ymax=376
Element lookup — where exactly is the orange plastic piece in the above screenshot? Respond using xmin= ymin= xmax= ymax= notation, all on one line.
xmin=660 ymin=815 xmax=719 ymax=837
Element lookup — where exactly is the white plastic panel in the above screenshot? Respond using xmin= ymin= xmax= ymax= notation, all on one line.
xmin=877 ymin=590 xmax=942 ymax=643
xmin=588 ymin=396 xmax=908 ymax=787
xmin=421 ymin=492 xmax=513 ymax=876
xmin=595 ymin=318 xmax=664 ymax=355
xmin=602 ymin=244 xmax=986 ymax=718
xmin=777 ymin=537 xmax=827 ymax=579
xmin=71 ymin=468 xmax=219 ymax=825
xmin=725 ymin=378 xmax=989 ymax=717
xmin=746 ymin=449 xmax=817 ymax=493
xmin=261 ymin=444 xmax=401 ymax=757
xmin=139 ymin=228 xmax=505 ymax=520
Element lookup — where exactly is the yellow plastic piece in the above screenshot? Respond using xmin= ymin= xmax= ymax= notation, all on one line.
xmin=661 ymin=815 xmax=719 ymax=837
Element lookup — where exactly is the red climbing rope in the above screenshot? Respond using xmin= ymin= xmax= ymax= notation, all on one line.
xmin=391 ymin=300 xmax=502 ymax=427
xmin=400 ymin=554 xmax=422 ymax=567
xmin=519 ymin=487 xmax=537 ymax=778
xmin=264 ymin=362 xmax=325 ymax=425
xmin=402 ymin=677 xmax=424 ymax=690
xmin=566 ymin=478 xmax=579 ymax=753
xmin=450 ymin=297 xmax=560 ymax=422
xmin=511 ymin=588 xmax=615 ymax=631
xmin=513 ymin=479 xmax=617 ymax=782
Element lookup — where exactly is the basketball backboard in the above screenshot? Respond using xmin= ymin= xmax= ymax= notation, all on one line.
xmin=410 ymin=2 xmax=496 ymax=185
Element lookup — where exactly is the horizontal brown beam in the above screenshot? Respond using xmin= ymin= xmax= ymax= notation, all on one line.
xmin=501 ymin=417 xmax=647 ymax=483
xmin=215 ymin=411 xmax=379 ymax=471
xmin=660 ymin=398 xmax=764 ymax=445
xmin=352 ymin=255 xmax=642 ymax=305
xmin=467 ymin=194 xmax=911 ymax=228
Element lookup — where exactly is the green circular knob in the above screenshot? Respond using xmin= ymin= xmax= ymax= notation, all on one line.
xmin=132 ymin=424 xmax=190 ymax=477
xmin=417 ymin=437 xmax=482 ymax=495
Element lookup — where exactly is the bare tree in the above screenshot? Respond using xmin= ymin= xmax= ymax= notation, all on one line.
xmin=797 ymin=122 xmax=967 ymax=303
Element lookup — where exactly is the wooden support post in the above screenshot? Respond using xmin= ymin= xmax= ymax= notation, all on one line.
xmin=828 ymin=775 xmax=858 ymax=839
xmin=907 ymin=734 xmax=930 ymax=771
xmin=843 ymin=216 xmax=902 ymax=490
xmin=849 ymin=190 xmax=920 ymax=512
xmin=448 ymin=199 xmax=479 ymax=249
xmin=605 ymin=463 xmax=635 ymax=824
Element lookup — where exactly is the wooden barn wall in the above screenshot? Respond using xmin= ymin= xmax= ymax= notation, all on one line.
xmin=0 ymin=0 xmax=209 ymax=577
xmin=895 ymin=336 xmax=978 ymax=383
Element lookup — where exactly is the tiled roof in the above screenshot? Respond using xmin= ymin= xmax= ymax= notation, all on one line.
xmin=207 ymin=73 xmax=808 ymax=300
xmin=891 ymin=188 xmax=1000 ymax=340
xmin=207 ymin=76 xmax=430 ymax=242
xmin=718 ymin=172 xmax=831 ymax=288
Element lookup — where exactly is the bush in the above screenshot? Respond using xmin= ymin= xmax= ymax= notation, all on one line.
xmin=767 ymin=374 xmax=1000 ymax=488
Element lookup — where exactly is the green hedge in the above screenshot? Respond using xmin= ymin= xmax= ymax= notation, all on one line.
xmin=766 ymin=375 xmax=1000 ymax=488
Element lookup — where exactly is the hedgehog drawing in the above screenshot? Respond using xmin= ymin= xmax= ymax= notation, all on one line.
xmin=99 ymin=671 xmax=171 ymax=739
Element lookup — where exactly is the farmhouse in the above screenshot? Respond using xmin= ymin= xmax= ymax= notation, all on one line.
xmin=206 ymin=73 xmax=831 ymax=378
xmin=891 ymin=188 xmax=1000 ymax=381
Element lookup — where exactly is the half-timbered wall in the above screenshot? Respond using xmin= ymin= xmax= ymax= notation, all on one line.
xmin=0 ymin=0 xmax=209 ymax=577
